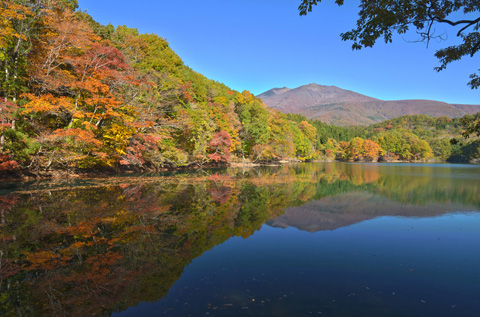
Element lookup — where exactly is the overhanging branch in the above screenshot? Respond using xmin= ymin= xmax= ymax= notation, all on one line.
xmin=433 ymin=16 xmax=480 ymax=36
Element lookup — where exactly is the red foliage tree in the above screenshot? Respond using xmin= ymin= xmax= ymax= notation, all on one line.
xmin=207 ymin=130 xmax=232 ymax=162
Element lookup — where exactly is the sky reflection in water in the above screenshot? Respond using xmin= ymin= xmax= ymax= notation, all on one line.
xmin=118 ymin=213 xmax=480 ymax=316
xmin=1 ymin=163 xmax=480 ymax=316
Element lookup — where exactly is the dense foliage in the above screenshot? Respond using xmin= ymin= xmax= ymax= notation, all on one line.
xmin=0 ymin=0 xmax=321 ymax=174
xmin=363 ymin=114 xmax=480 ymax=162
xmin=286 ymin=113 xmax=480 ymax=162
xmin=1 ymin=0 xmax=479 ymax=176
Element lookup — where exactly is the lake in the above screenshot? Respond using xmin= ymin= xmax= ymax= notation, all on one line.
xmin=1 ymin=162 xmax=480 ymax=316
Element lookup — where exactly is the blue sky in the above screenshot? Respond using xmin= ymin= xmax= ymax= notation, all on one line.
xmin=77 ymin=0 xmax=478 ymax=104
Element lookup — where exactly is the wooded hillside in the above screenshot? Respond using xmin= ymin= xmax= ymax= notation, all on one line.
xmin=0 ymin=0 xmax=318 ymax=175
xmin=1 ymin=1 xmax=478 ymax=178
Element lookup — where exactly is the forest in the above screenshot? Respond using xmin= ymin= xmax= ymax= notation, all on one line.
xmin=1 ymin=0 xmax=479 ymax=178
xmin=287 ymin=113 xmax=480 ymax=163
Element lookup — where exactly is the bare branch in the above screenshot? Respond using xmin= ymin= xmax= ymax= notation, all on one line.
xmin=433 ymin=16 xmax=480 ymax=36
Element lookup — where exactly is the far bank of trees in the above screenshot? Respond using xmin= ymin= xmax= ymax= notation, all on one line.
xmin=289 ymin=113 xmax=479 ymax=163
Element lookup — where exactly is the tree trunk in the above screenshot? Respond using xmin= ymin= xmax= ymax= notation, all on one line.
xmin=4 ymin=54 xmax=9 ymax=103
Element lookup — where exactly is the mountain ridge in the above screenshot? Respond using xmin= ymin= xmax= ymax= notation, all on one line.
xmin=257 ymin=83 xmax=480 ymax=126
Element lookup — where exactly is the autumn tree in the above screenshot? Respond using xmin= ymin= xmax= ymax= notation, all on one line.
xmin=207 ymin=130 xmax=232 ymax=162
xmin=362 ymin=139 xmax=383 ymax=161
xmin=342 ymin=137 xmax=364 ymax=161
xmin=0 ymin=1 xmax=35 ymax=103
xmin=321 ymin=138 xmax=339 ymax=159
xmin=0 ymin=1 xmax=33 ymax=153
xmin=266 ymin=110 xmax=296 ymax=160
xmin=22 ymin=7 xmax=138 ymax=168
xmin=235 ymin=91 xmax=271 ymax=157
xmin=374 ymin=130 xmax=433 ymax=161
xmin=1 ymin=1 xmax=333 ymax=173
xmin=298 ymin=120 xmax=317 ymax=145
xmin=339 ymin=137 xmax=383 ymax=161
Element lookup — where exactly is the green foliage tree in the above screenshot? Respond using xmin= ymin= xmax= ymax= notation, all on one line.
xmin=235 ymin=91 xmax=271 ymax=157
xmin=459 ymin=113 xmax=480 ymax=139
xmin=262 ymin=111 xmax=296 ymax=160
xmin=373 ymin=130 xmax=433 ymax=161
xmin=290 ymin=121 xmax=315 ymax=160
xmin=451 ymin=139 xmax=480 ymax=162
xmin=429 ymin=137 xmax=453 ymax=160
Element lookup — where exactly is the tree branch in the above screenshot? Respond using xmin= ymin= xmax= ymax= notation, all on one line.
xmin=471 ymin=39 xmax=480 ymax=57
xmin=433 ymin=16 xmax=480 ymax=36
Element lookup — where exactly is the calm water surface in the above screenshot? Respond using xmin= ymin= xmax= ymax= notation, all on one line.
xmin=1 ymin=162 xmax=480 ymax=316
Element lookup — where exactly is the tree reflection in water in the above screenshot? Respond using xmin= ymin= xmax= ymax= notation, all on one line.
xmin=1 ymin=162 xmax=479 ymax=315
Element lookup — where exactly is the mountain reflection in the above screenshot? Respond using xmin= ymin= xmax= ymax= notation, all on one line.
xmin=268 ymin=191 xmax=478 ymax=232
xmin=0 ymin=162 xmax=479 ymax=316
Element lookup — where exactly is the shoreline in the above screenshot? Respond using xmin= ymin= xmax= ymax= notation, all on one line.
xmin=1 ymin=159 xmax=477 ymax=183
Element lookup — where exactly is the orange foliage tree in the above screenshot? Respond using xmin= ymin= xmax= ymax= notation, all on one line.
xmin=340 ymin=137 xmax=383 ymax=161
xmin=23 ymin=8 xmax=140 ymax=168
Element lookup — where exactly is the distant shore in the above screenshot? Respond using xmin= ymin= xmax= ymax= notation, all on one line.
xmin=2 ymin=158 xmax=479 ymax=183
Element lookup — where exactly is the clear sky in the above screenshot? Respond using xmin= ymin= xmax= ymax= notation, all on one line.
xmin=77 ymin=0 xmax=479 ymax=104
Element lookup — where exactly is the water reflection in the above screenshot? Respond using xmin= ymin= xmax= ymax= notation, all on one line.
xmin=0 ymin=163 xmax=479 ymax=316
xmin=268 ymin=191 xmax=478 ymax=232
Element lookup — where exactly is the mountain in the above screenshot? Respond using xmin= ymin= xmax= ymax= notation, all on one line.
xmin=257 ymin=86 xmax=291 ymax=98
xmin=257 ymin=83 xmax=480 ymax=126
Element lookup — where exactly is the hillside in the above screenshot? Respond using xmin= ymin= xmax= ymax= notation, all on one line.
xmin=0 ymin=1 xmax=319 ymax=175
xmin=258 ymin=84 xmax=480 ymax=126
